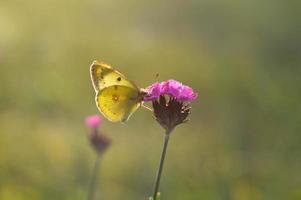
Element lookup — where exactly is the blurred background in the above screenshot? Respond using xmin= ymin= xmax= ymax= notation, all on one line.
xmin=0 ymin=0 xmax=300 ymax=199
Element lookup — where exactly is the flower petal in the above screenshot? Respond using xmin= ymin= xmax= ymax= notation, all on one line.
xmin=143 ymin=82 xmax=162 ymax=101
xmin=178 ymin=85 xmax=198 ymax=101
xmin=85 ymin=115 xmax=103 ymax=128
xmin=162 ymin=80 xmax=182 ymax=98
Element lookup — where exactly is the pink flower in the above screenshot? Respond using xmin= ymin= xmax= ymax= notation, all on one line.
xmin=144 ymin=79 xmax=198 ymax=102
xmin=143 ymin=82 xmax=162 ymax=101
xmin=85 ymin=115 xmax=111 ymax=153
xmin=85 ymin=115 xmax=103 ymax=128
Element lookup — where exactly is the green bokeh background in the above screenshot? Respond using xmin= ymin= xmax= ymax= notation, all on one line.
xmin=0 ymin=0 xmax=300 ymax=199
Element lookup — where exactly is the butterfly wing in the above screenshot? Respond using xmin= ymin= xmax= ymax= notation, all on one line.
xmin=96 ymin=85 xmax=141 ymax=122
xmin=90 ymin=60 xmax=138 ymax=92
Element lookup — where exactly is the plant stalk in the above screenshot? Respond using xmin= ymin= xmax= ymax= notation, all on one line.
xmin=87 ymin=153 xmax=102 ymax=200
xmin=152 ymin=130 xmax=171 ymax=200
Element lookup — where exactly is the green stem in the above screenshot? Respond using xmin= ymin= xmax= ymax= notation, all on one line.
xmin=87 ymin=153 xmax=102 ymax=200
xmin=152 ymin=130 xmax=172 ymax=200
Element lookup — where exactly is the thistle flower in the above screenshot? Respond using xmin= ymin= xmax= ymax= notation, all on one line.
xmin=85 ymin=115 xmax=111 ymax=200
xmin=144 ymin=79 xmax=198 ymax=132
xmin=144 ymin=79 xmax=198 ymax=200
xmin=85 ymin=115 xmax=111 ymax=154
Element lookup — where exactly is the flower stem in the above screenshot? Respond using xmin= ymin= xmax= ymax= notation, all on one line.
xmin=87 ymin=153 xmax=102 ymax=200
xmin=152 ymin=130 xmax=171 ymax=200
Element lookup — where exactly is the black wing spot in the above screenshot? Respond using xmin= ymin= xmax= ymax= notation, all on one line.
xmin=117 ymin=77 xmax=121 ymax=81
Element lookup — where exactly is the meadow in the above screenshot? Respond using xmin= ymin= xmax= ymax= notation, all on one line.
xmin=0 ymin=0 xmax=300 ymax=199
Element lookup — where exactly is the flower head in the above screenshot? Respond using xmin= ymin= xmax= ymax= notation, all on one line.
xmin=144 ymin=80 xmax=197 ymax=132
xmin=85 ymin=115 xmax=111 ymax=154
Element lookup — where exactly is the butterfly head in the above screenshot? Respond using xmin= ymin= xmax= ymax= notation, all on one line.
xmin=138 ymin=89 xmax=148 ymax=102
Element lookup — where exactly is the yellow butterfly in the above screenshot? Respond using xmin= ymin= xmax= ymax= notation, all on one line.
xmin=90 ymin=60 xmax=147 ymax=122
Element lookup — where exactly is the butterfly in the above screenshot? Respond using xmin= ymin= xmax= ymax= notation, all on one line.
xmin=90 ymin=60 xmax=147 ymax=122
